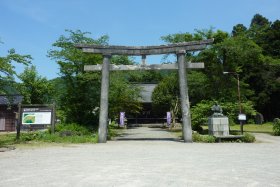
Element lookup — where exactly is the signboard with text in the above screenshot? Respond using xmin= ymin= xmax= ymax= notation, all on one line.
xmin=238 ymin=114 xmax=247 ymax=121
xmin=21 ymin=107 xmax=53 ymax=125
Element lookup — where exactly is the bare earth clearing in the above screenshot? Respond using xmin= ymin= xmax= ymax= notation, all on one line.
xmin=1 ymin=127 xmax=280 ymax=187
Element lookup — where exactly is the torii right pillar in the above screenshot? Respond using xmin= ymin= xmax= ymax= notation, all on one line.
xmin=177 ymin=50 xmax=192 ymax=142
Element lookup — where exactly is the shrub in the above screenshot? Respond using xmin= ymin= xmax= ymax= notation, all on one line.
xmin=241 ymin=133 xmax=256 ymax=143
xmin=191 ymin=100 xmax=256 ymax=129
xmin=273 ymin=118 xmax=280 ymax=136
xmin=16 ymin=123 xmax=98 ymax=144
xmin=0 ymin=134 xmax=17 ymax=147
xmin=192 ymin=133 xmax=215 ymax=143
xmin=221 ymin=101 xmax=256 ymax=125
xmin=107 ymin=122 xmax=122 ymax=140
xmin=18 ymin=130 xmax=98 ymax=144
xmin=20 ymin=132 xmax=39 ymax=141
xmin=55 ymin=123 xmax=91 ymax=136
xmin=192 ymin=125 xmax=204 ymax=133
xmin=191 ymin=100 xmax=213 ymax=129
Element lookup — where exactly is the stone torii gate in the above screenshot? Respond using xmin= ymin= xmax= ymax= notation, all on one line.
xmin=76 ymin=39 xmax=213 ymax=143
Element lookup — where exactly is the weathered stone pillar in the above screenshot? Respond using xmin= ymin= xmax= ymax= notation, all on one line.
xmin=177 ymin=50 xmax=192 ymax=142
xmin=98 ymin=54 xmax=111 ymax=143
xmin=141 ymin=55 xmax=146 ymax=66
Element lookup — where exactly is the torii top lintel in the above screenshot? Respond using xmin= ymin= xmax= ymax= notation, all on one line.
xmin=76 ymin=39 xmax=214 ymax=56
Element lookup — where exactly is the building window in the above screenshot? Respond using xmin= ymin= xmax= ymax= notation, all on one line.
xmin=0 ymin=117 xmax=5 ymax=130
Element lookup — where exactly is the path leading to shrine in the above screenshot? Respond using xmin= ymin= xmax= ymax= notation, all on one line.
xmin=113 ymin=126 xmax=180 ymax=141
xmin=1 ymin=127 xmax=280 ymax=187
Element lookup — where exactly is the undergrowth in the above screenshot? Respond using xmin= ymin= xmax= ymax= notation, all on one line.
xmin=192 ymin=133 xmax=216 ymax=143
xmin=0 ymin=123 xmax=99 ymax=147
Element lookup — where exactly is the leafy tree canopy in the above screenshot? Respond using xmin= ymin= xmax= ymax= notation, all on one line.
xmin=48 ymin=30 xmax=142 ymax=126
xmin=0 ymin=45 xmax=32 ymax=94
xmin=158 ymin=14 xmax=280 ymax=122
xmin=48 ymin=30 xmax=108 ymax=126
xmin=17 ymin=65 xmax=53 ymax=104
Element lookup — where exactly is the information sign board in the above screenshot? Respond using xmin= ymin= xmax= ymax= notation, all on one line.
xmin=21 ymin=107 xmax=53 ymax=125
xmin=238 ymin=114 xmax=247 ymax=121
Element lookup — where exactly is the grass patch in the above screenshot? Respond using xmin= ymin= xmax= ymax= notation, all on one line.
xmin=0 ymin=131 xmax=98 ymax=147
xmin=0 ymin=133 xmax=17 ymax=148
xmin=201 ymin=123 xmax=273 ymax=134
xmin=229 ymin=123 xmax=273 ymax=134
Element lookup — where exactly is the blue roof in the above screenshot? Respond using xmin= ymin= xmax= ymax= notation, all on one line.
xmin=0 ymin=95 xmax=23 ymax=105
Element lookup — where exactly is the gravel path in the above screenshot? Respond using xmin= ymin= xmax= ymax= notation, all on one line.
xmin=1 ymin=127 xmax=280 ymax=187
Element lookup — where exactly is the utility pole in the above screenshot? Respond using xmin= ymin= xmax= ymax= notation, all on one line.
xmin=223 ymin=72 xmax=244 ymax=134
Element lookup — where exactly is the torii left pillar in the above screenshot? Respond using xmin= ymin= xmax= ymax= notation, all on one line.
xmin=98 ymin=54 xmax=111 ymax=143
xmin=177 ymin=50 xmax=192 ymax=142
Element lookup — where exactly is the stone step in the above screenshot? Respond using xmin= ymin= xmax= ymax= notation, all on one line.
xmin=127 ymin=123 xmax=164 ymax=128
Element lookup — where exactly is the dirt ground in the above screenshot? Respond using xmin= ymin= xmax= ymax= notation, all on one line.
xmin=1 ymin=127 xmax=280 ymax=187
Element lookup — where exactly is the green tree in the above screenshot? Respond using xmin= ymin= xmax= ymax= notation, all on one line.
xmin=48 ymin=30 xmax=142 ymax=127
xmin=230 ymin=14 xmax=280 ymax=120
xmin=151 ymin=71 xmax=213 ymax=128
xmin=111 ymin=55 xmax=134 ymax=65
xmin=159 ymin=15 xmax=280 ymax=121
xmin=17 ymin=66 xmax=53 ymax=104
xmin=248 ymin=14 xmax=270 ymax=53
xmin=242 ymin=15 xmax=280 ymax=119
xmin=250 ymin=14 xmax=270 ymax=27
xmin=160 ymin=28 xmax=263 ymax=121
xmin=0 ymin=46 xmax=32 ymax=94
xmin=109 ymin=72 xmax=142 ymax=120
xmin=262 ymin=20 xmax=280 ymax=58
xmin=152 ymin=73 xmax=180 ymax=126
xmin=195 ymin=35 xmax=260 ymax=103
xmin=232 ymin=24 xmax=247 ymax=37
xmin=48 ymin=30 xmax=107 ymax=126
xmin=127 ymin=70 xmax=164 ymax=83
xmin=244 ymin=60 xmax=280 ymax=119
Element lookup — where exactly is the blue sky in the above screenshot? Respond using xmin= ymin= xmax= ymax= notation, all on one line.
xmin=1 ymin=0 xmax=280 ymax=80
